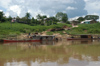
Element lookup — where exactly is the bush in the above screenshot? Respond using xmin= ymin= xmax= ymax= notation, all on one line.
xmin=46 ymin=32 xmax=53 ymax=35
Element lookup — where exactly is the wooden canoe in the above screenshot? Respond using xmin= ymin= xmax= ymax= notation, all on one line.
xmin=3 ymin=39 xmax=41 ymax=42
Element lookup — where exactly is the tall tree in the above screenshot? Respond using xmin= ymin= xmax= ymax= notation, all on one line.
xmin=25 ymin=12 xmax=31 ymax=19
xmin=55 ymin=12 xmax=68 ymax=23
xmin=7 ymin=16 xmax=12 ymax=22
xmin=25 ymin=12 xmax=31 ymax=24
xmin=0 ymin=11 xmax=5 ymax=22
xmin=62 ymin=13 xmax=68 ymax=23
xmin=56 ymin=12 xmax=64 ymax=21
xmin=16 ymin=16 xmax=20 ymax=22
xmin=31 ymin=17 xmax=37 ymax=25
xmin=84 ymin=15 xmax=99 ymax=20
xmin=77 ymin=17 xmax=85 ymax=23
xmin=36 ymin=14 xmax=42 ymax=19
xmin=36 ymin=14 xmax=47 ymax=25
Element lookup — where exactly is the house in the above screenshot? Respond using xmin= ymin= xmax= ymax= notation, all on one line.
xmin=71 ymin=20 xmax=79 ymax=27
xmin=11 ymin=17 xmax=16 ymax=22
xmin=81 ymin=20 xmax=97 ymax=24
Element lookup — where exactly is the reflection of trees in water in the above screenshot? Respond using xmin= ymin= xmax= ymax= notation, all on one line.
xmin=1 ymin=44 xmax=100 ymax=65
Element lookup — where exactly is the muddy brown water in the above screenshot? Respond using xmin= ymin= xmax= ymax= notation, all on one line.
xmin=0 ymin=39 xmax=100 ymax=66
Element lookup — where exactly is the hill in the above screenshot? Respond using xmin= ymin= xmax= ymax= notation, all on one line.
xmin=66 ymin=23 xmax=100 ymax=34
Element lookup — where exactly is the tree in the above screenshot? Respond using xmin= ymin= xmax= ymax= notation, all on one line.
xmin=62 ymin=13 xmax=68 ymax=23
xmin=77 ymin=17 xmax=85 ymax=23
xmin=16 ymin=16 xmax=20 ymax=22
xmin=36 ymin=14 xmax=47 ymax=25
xmin=47 ymin=17 xmax=58 ymax=25
xmin=7 ymin=16 xmax=12 ymax=22
xmin=55 ymin=12 xmax=68 ymax=23
xmin=56 ymin=12 xmax=64 ymax=21
xmin=31 ymin=17 xmax=36 ymax=26
xmin=25 ymin=12 xmax=31 ymax=24
xmin=0 ymin=11 xmax=6 ymax=22
xmin=49 ymin=17 xmax=58 ymax=22
xmin=25 ymin=12 xmax=31 ymax=19
xmin=36 ymin=14 xmax=42 ymax=19
xmin=84 ymin=15 xmax=99 ymax=20
xmin=0 ymin=11 xmax=3 ymax=20
xmin=36 ymin=14 xmax=47 ymax=20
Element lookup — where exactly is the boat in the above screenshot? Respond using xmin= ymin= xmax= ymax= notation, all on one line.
xmin=3 ymin=35 xmax=56 ymax=43
xmin=3 ymin=39 xmax=41 ymax=43
xmin=67 ymin=38 xmax=93 ymax=40
xmin=67 ymin=34 xmax=100 ymax=40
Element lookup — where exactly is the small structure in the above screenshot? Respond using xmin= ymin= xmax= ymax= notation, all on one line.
xmin=11 ymin=17 xmax=16 ymax=22
xmin=67 ymin=34 xmax=100 ymax=40
xmin=71 ymin=20 xmax=79 ymax=27
xmin=81 ymin=20 xmax=97 ymax=24
xmin=31 ymin=35 xmax=56 ymax=41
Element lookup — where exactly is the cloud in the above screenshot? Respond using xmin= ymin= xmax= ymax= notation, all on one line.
xmin=66 ymin=6 xmax=77 ymax=10
xmin=84 ymin=0 xmax=100 ymax=21
xmin=0 ymin=10 xmax=3 ymax=12
xmin=0 ymin=0 xmax=11 ymax=8
xmin=0 ymin=0 xmax=87 ymax=18
xmin=84 ymin=0 xmax=100 ymax=14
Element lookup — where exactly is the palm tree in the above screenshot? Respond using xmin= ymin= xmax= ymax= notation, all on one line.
xmin=25 ymin=12 xmax=31 ymax=24
xmin=25 ymin=12 xmax=31 ymax=19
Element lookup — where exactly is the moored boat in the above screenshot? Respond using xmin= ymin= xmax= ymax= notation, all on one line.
xmin=3 ymin=39 xmax=41 ymax=42
xmin=67 ymin=38 xmax=92 ymax=40
xmin=67 ymin=34 xmax=100 ymax=40
xmin=3 ymin=35 xmax=56 ymax=43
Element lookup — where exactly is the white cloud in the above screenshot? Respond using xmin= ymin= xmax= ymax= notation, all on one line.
xmin=5 ymin=12 xmax=9 ymax=17
xmin=0 ymin=10 xmax=3 ymax=12
xmin=69 ymin=16 xmax=79 ymax=21
xmin=84 ymin=0 xmax=100 ymax=21
xmin=0 ymin=0 xmax=87 ymax=18
xmin=66 ymin=6 xmax=77 ymax=10
xmin=84 ymin=0 xmax=100 ymax=14
xmin=9 ymin=5 xmax=21 ymax=16
xmin=0 ymin=0 xmax=11 ymax=8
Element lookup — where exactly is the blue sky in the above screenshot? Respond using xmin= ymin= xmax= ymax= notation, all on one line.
xmin=0 ymin=0 xmax=100 ymax=20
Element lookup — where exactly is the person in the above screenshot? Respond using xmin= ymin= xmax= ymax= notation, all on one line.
xmin=71 ymin=36 xmax=74 ymax=38
xmin=40 ymin=37 xmax=43 ymax=40
xmin=28 ymin=32 xmax=30 ymax=36
xmin=28 ymin=32 xmax=31 ymax=38
xmin=55 ymin=38 xmax=58 ymax=41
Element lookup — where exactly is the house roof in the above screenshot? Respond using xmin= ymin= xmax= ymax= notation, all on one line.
xmin=81 ymin=20 xmax=92 ymax=23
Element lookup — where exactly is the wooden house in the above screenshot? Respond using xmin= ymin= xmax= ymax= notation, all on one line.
xmin=81 ymin=20 xmax=98 ymax=24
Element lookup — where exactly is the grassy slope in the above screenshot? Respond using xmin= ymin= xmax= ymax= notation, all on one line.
xmin=66 ymin=23 xmax=100 ymax=34
xmin=0 ymin=22 xmax=71 ymax=35
xmin=0 ymin=22 xmax=100 ymax=36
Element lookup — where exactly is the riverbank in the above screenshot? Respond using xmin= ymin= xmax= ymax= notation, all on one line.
xmin=0 ymin=22 xmax=71 ymax=39
xmin=1 ymin=22 xmax=100 ymax=39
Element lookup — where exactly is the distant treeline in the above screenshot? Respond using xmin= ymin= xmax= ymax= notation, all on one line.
xmin=0 ymin=11 xmax=70 ymax=26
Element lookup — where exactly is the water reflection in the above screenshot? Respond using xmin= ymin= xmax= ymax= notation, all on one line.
xmin=0 ymin=39 xmax=100 ymax=66
xmin=4 ymin=58 xmax=100 ymax=66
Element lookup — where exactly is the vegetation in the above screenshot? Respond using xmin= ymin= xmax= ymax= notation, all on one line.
xmin=77 ymin=15 xmax=99 ymax=23
xmin=55 ymin=12 xmax=68 ymax=23
xmin=84 ymin=15 xmax=99 ymax=20
xmin=66 ymin=23 xmax=100 ymax=34
xmin=0 ymin=11 xmax=100 ymax=37
xmin=0 ymin=22 xmax=70 ymax=38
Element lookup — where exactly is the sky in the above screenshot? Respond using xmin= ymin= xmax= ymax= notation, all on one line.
xmin=0 ymin=0 xmax=100 ymax=20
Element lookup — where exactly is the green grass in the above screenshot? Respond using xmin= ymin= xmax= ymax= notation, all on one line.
xmin=46 ymin=31 xmax=53 ymax=35
xmin=66 ymin=23 xmax=100 ymax=34
xmin=0 ymin=22 xmax=71 ymax=38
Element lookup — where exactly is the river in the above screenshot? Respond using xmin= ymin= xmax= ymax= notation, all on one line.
xmin=0 ymin=39 xmax=100 ymax=66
